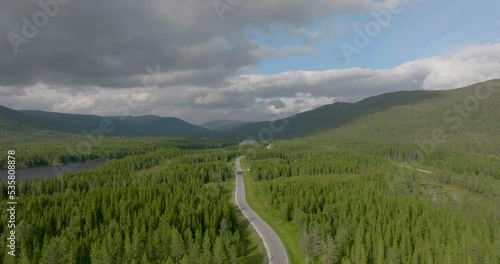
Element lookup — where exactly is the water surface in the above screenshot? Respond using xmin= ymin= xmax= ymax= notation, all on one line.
xmin=1 ymin=161 xmax=104 ymax=182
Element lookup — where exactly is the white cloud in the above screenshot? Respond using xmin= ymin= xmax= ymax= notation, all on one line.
xmin=0 ymin=86 xmax=25 ymax=97
xmin=1 ymin=0 xmax=402 ymax=89
xmin=1 ymin=42 xmax=499 ymax=123
xmin=194 ymin=93 xmax=229 ymax=107
xmin=223 ymin=42 xmax=500 ymax=99
xmin=257 ymin=95 xmax=338 ymax=115
xmin=397 ymin=42 xmax=500 ymax=90
xmin=53 ymin=97 xmax=97 ymax=113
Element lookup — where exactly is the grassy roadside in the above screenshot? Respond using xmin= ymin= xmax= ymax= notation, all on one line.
xmin=240 ymin=157 xmax=305 ymax=264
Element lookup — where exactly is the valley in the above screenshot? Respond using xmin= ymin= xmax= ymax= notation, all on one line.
xmin=3 ymin=1 xmax=500 ymax=263
xmin=0 ymin=80 xmax=499 ymax=263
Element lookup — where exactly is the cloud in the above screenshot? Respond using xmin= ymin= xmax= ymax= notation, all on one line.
xmin=253 ymin=45 xmax=319 ymax=58
xmin=1 ymin=0 xmax=397 ymax=90
xmin=397 ymin=42 xmax=500 ymax=90
xmin=53 ymin=97 xmax=97 ymax=113
xmin=0 ymin=86 xmax=26 ymax=97
xmin=221 ymin=42 xmax=500 ymax=101
xmin=283 ymin=27 xmax=321 ymax=44
xmin=195 ymin=93 xmax=229 ymax=107
xmin=268 ymin=99 xmax=286 ymax=109
xmin=258 ymin=95 xmax=338 ymax=115
xmin=2 ymin=2 xmax=500 ymax=126
xmin=4 ymin=42 xmax=500 ymax=123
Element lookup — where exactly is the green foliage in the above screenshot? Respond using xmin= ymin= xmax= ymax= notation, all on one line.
xmin=310 ymin=80 xmax=500 ymax=179
xmin=233 ymin=80 xmax=500 ymax=180
xmin=0 ymin=106 xmax=219 ymax=138
xmin=0 ymin=137 xmax=233 ymax=168
xmin=1 ymin=80 xmax=499 ymax=264
xmin=0 ymin=148 xmax=258 ymax=263
xmin=246 ymin=142 xmax=500 ymax=264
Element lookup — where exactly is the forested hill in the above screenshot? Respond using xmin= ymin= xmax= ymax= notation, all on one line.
xmin=0 ymin=105 xmax=57 ymax=132
xmin=2 ymin=80 xmax=498 ymax=140
xmin=226 ymin=80 xmax=500 ymax=140
xmin=224 ymin=89 xmax=440 ymax=139
xmin=22 ymin=110 xmax=217 ymax=137
xmin=0 ymin=107 xmax=217 ymax=138
xmin=305 ymin=79 xmax=500 ymax=179
xmin=200 ymin=120 xmax=249 ymax=132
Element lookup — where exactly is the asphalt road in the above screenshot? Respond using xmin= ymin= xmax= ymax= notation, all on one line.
xmin=235 ymin=156 xmax=289 ymax=264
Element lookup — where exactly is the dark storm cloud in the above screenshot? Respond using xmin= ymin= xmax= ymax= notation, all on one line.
xmin=6 ymin=0 xmax=489 ymax=124
xmin=1 ymin=0 xmax=389 ymax=89
xmin=1 ymin=0 xmax=258 ymax=88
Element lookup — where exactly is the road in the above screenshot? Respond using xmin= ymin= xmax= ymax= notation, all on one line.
xmin=235 ymin=156 xmax=289 ymax=264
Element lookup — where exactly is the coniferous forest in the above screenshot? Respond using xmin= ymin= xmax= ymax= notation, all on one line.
xmin=0 ymin=145 xmax=261 ymax=264
xmin=2 ymin=0 xmax=500 ymax=262
xmin=244 ymin=141 xmax=500 ymax=264
xmin=0 ymin=137 xmax=498 ymax=263
xmin=0 ymin=82 xmax=498 ymax=263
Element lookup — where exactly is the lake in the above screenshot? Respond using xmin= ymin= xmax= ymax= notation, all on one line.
xmin=0 ymin=161 xmax=105 ymax=182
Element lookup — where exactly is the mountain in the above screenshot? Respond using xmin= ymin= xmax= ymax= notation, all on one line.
xmin=226 ymin=89 xmax=440 ymax=139
xmin=226 ymin=80 xmax=500 ymax=141
xmin=200 ymin=120 xmax=250 ymax=131
xmin=3 ymin=79 xmax=499 ymax=142
xmin=309 ymin=80 xmax=500 ymax=166
xmin=260 ymin=79 xmax=500 ymax=179
xmin=0 ymin=109 xmax=218 ymax=138
xmin=0 ymin=106 xmax=80 ymax=146
xmin=0 ymin=105 xmax=57 ymax=132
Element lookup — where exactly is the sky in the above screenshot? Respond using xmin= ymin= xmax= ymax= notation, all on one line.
xmin=1 ymin=0 xmax=499 ymax=124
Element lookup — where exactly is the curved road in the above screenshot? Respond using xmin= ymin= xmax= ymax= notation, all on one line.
xmin=235 ymin=156 xmax=289 ymax=264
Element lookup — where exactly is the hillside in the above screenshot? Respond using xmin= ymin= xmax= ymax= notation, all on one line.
xmin=241 ymin=139 xmax=500 ymax=264
xmin=313 ymin=80 xmax=499 ymax=148
xmin=238 ymin=81 xmax=500 ymax=263
xmin=226 ymin=89 xmax=440 ymax=139
xmin=0 ymin=105 xmax=56 ymax=132
xmin=9 ymin=109 xmax=218 ymax=138
xmin=1 ymin=80 xmax=499 ymax=263
xmin=226 ymin=80 xmax=500 ymax=177
xmin=200 ymin=120 xmax=249 ymax=131
xmin=3 ymin=80 xmax=499 ymax=144
xmin=228 ymin=80 xmax=498 ymax=142
xmin=308 ymin=80 xmax=500 ymax=177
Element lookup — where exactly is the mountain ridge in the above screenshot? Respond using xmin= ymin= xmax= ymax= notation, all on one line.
xmin=2 ymin=79 xmax=498 ymax=141
xmin=200 ymin=120 xmax=250 ymax=131
xmin=10 ymin=109 xmax=217 ymax=138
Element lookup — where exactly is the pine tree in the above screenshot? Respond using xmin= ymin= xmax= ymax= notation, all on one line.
xmin=171 ymin=228 xmax=184 ymax=263
xmin=213 ymin=236 xmax=227 ymax=264
xmin=202 ymin=232 xmax=212 ymax=264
